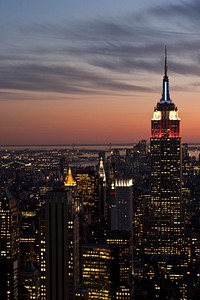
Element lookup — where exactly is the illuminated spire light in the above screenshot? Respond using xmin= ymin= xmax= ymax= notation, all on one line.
xmin=160 ymin=46 xmax=172 ymax=103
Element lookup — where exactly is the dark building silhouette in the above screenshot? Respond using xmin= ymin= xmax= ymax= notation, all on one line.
xmin=45 ymin=188 xmax=79 ymax=300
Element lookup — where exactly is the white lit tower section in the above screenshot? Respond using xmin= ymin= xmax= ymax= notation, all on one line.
xmin=148 ymin=49 xmax=184 ymax=255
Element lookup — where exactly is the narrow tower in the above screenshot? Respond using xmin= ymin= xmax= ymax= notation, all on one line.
xmin=147 ymin=48 xmax=184 ymax=255
xmin=98 ymin=157 xmax=107 ymax=238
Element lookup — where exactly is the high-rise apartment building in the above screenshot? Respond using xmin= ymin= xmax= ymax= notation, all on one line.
xmin=146 ymin=49 xmax=184 ymax=256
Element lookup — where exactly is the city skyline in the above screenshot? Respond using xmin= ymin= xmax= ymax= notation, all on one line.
xmin=1 ymin=0 xmax=200 ymax=145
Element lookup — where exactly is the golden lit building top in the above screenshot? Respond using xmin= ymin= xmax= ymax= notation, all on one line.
xmin=64 ymin=167 xmax=76 ymax=186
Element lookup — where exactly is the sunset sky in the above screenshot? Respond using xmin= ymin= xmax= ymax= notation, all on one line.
xmin=1 ymin=0 xmax=200 ymax=145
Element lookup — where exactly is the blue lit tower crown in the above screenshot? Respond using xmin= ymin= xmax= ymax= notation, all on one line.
xmin=148 ymin=48 xmax=184 ymax=255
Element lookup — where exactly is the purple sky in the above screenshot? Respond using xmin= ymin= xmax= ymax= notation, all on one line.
xmin=1 ymin=0 xmax=200 ymax=144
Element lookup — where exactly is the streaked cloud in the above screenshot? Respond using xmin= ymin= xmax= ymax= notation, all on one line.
xmin=1 ymin=0 xmax=200 ymax=97
xmin=0 ymin=63 xmax=152 ymax=95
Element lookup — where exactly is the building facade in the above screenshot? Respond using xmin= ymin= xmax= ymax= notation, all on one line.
xmin=45 ymin=188 xmax=79 ymax=300
xmin=111 ymin=179 xmax=133 ymax=233
xmin=82 ymin=244 xmax=117 ymax=300
xmin=0 ymin=189 xmax=20 ymax=300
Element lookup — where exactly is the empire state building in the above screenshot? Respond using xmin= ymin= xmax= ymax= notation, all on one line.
xmin=146 ymin=49 xmax=184 ymax=255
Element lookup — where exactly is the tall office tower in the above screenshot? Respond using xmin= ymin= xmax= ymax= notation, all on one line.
xmin=45 ymin=188 xmax=79 ymax=300
xmin=75 ymin=169 xmax=99 ymax=243
xmin=107 ymin=230 xmax=134 ymax=299
xmin=19 ymin=211 xmax=38 ymax=267
xmin=0 ymin=189 xmax=19 ymax=260
xmin=82 ymin=244 xmax=118 ymax=300
xmin=147 ymin=49 xmax=184 ymax=256
xmin=75 ymin=169 xmax=99 ymax=221
xmin=111 ymin=179 xmax=133 ymax=232
xmin=0 ymin=188 xmax=20 ymax=300
xmin=39 ymin=206 xmax=46 ymax=300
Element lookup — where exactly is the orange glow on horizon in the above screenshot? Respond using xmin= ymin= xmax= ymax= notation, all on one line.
xmin=0 ymin=90 xmax=200 ymax=145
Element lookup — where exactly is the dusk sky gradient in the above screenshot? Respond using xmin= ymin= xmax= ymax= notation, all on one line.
xmin=1 ymin=0 xmax=200 ymax=145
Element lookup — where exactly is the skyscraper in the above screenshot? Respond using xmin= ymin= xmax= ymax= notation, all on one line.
xmin=75 ymin=169 xmax=99 ymax=225
xmin=75 ymin=169 xmax=99 ymax=243
xmin=110 ymin=179 xmax=133 ymax=232
xmin=107 ymin=230 xmax=134 ymax=299
xmin=98 ymin=157 xmax=107 ymax=238
xmin=82 ymin=244 xmax=118 ymax=299
xmin=45 ymin=188 xmax=79 ymax=300
xmin=0 ymin=188 xmax=20 ymax=300
xmin=146 ymin=48 xmax=184 ymax=256
xmin=0 ymin=188 xmax=19 ymax=260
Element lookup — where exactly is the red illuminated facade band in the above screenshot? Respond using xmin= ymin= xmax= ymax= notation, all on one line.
xmin=151 ymin=47 xmax=180 ymax=139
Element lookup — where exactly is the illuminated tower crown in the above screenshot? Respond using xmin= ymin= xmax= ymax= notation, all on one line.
xmin=64 ymin=167 xmax=76 ymax=186
xmin=151 ymin=47 xmax=180 ymax=138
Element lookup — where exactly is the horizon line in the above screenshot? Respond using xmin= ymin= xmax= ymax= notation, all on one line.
xmin=0 ymin=142 xmax=199 ymax=148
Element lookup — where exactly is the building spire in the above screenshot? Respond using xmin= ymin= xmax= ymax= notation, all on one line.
xmin=160 ymin=46 xmax=171 ymax=103
xmin=165 ymin=45 xmax=167 ymax=78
